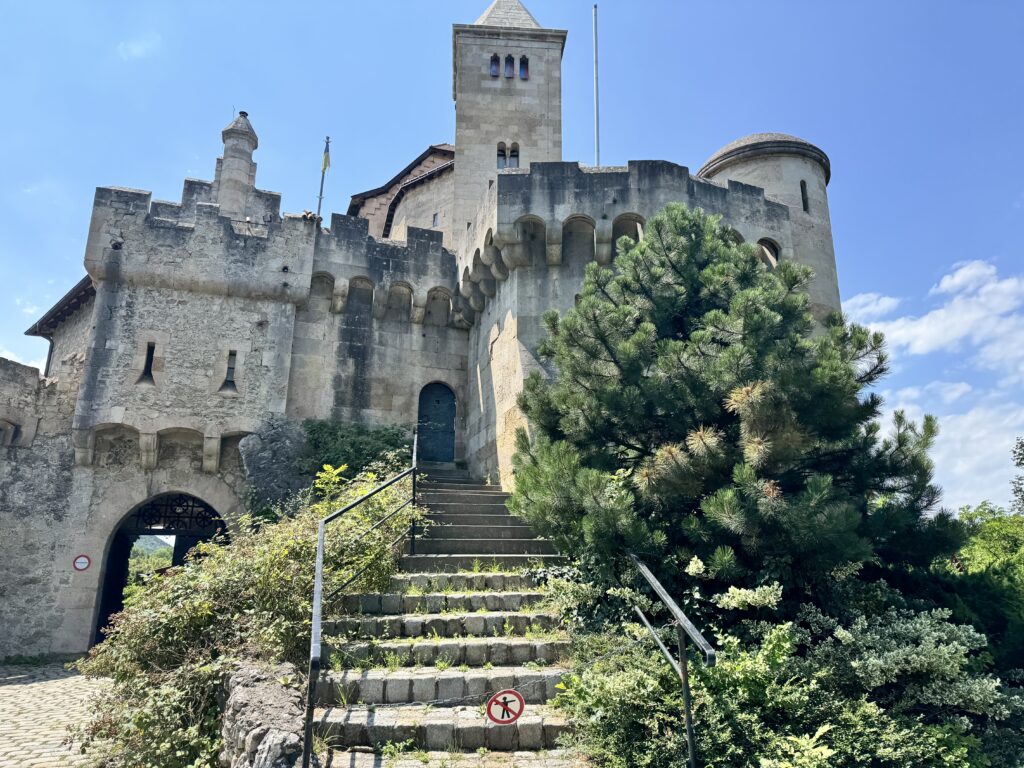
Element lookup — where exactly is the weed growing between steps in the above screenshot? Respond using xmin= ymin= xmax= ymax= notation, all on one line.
xmin=74 ymin=455 xmax=420 ymax=768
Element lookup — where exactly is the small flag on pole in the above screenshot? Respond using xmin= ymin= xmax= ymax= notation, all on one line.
xmin=321 ymin=137 xmax=331 ymax=173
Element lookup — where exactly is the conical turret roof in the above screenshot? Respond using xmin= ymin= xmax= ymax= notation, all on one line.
xmin=474 ymin=0 xmax=541 ymax=29
xmin=221 ymin=110 xmax=258 ymax=149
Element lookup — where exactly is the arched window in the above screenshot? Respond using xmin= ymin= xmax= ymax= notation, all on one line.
xmin=489 ymin=54 xmax=500 ymax=77
xmin=757 ymin=238 xmax=780 ymax=269
xmin=519 ymin=56 xmax=529 ymax=80
xmin=508 ymin=143 xmax=520 ymax=168
xmin=800 ymin=180 xmax=810 ymax=213
xmin=504 ymin=55 xmax=514 ymax=78
xmin=497 ymin=142 xmax=507 ymax=169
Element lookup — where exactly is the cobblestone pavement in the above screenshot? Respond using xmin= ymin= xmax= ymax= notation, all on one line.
xmin=0 ymin=663 xmax=108 ymax=767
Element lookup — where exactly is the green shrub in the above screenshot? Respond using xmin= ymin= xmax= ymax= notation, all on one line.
xmin=557 ymin=621 xmax=994 ymax=768
xmin=76 ymin=456 xmax=420 ymax=768
xmin=298 ymin=420 xmax=410 ymax=479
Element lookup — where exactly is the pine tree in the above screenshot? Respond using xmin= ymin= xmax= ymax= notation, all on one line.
xmin=510 ymin=203 xmax=960 ymax=605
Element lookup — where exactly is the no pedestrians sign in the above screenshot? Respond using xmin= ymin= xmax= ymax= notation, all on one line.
xmin=485 ymin=689 xmax=525 ymax=725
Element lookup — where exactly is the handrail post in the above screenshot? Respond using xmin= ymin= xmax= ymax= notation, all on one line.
xmin=410 ymin=429 xmax=418 ymax=555
xmin=301 ymin=520 xmax=326 ymax=768
xmin=677 ymin=626 xmax=698 ymax=768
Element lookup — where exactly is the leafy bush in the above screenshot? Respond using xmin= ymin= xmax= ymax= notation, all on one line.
xmin=298 ymin=420 xmax=410 ymax=479
xmin=76 ymin=456 xmax=420 ymax=768
xmin=556 ymin=612 xmax=1017 ymax=768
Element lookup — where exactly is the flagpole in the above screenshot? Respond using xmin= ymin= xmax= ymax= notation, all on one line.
xmin=593 ymin=4 xmax=601 ymax=168
xmin=316 ymin=136 xmax=330 ymax=222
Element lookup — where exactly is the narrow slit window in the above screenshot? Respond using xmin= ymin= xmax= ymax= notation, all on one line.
xmin=489 ymin=54 xmax=500 ymax=77
xmin=138 ymin=342 xmax=156 ymax=384
xmin=221 ymin=350 xmax=238 ymax=392
xmin=800 ymin=180 xmax=809 ymax=213
xmin=504 ymin=55 xmax=514 ymax=78
xmin=519 ymin=56 xmax=529 ymax=80
xmin=497 ymin=143 xmax=507 ymax=169
xmin=432 ymin=212 xmax=439 ymax=227
xmin=509 ymin=143 xmax=520 ymax=168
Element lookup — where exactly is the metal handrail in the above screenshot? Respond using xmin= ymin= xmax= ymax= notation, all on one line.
xmin=300 ymin=431 xmax=419 ymax=768
xmin=626 ymin=551 xmax=716 ymax=768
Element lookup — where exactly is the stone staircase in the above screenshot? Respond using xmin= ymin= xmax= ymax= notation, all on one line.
xmin=313 ymin=466 xmax=581 ymax=766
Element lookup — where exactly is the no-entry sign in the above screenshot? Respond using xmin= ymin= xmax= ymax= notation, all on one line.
xmin=485 ymin=689 xmax=525 ymax=725
xmin=73 ymin=554 xmax=91 ymax=571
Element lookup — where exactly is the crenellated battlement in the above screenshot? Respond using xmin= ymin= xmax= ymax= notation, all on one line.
xmin=458 ymin=159 xmax=793 ymax=308
xmin=83 ymin=183 xmax=316 ymax=305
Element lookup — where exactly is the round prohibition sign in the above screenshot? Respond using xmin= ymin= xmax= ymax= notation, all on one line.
xmin=485 ymin=689 xmax=525 ymax=725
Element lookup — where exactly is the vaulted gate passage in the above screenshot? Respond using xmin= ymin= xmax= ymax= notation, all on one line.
xmin=417 ymin=382 xmax=456 ymax=462
xmin=94 ymin=493 xmax=227 ymax=643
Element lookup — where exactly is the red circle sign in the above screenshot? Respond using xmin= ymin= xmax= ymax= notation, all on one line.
xmin=485 ymin=689 xmax=525 ymax=725
xmin=73 ymin=554 xmax=91 ymax=572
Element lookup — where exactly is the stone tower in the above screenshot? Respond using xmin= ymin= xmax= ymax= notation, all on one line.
xmin=452 ymin=0 xmax=567 ymax=254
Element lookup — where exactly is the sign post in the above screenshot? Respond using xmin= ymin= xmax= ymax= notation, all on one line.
xmin=485 ymin=689 xmax=525 ymax=726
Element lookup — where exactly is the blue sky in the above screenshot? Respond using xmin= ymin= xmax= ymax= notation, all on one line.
xmin=1 ymin=1 xmax=1022 ymax=509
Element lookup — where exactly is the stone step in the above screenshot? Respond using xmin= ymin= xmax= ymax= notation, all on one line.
xmin=336 ymin=591 xmax=548 ymax=615
xmin=388 ymin=573 xmax=539 ymax=593
xmin=425 ymin=523 xmax=536 ymax=540
xmin=318 ymin=666 xmax=566 ymax=706
xmin=426 ymin=512 xmax=522 ymax=527
xmin=423 ymin=502 xmax=513 ymax=517
xmin=325 ymin=748 xmax=583 ymax=767
xmin=421 ymin=491 xmax=510 ymax=505
xmin=326 ymin=637 xmax=569 ymax=667
xmin=421 ymin=481 xmax=502 ymax=492
xmin=315 ymin=704 xmax=569 ymax=751
xmin=325 ymin=611 xmax=559 ymax=639
xmin=400 ymin=554 xmax=564 ymax=573
xmin=413 ymin=538 xmax=557 ymax=556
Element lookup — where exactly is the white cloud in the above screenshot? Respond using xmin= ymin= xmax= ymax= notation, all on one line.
xmin=21 ymin=304 xmax=38 ymax=316
xmin=116 ymin=34 xmax=161 ymax=61
xmin=842 ymin=292 xmax=901 ymax=322
xmin=868 ymin=260 xmax=1024 ymax=382
xmin=929 ymin=403 xmax=1024 ymax=510
xmin=896 ymin=381 xmax=973 ymax=405
xmin=930 ymin=260 xmax=998 ymax=295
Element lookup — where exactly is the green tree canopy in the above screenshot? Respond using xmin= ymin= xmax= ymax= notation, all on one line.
xmin=511 ymin=203 xmax=962 ymax=607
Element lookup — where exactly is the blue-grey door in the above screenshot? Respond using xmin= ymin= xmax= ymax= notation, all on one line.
xmin=418 ymin=383 xmax=456 ymax=462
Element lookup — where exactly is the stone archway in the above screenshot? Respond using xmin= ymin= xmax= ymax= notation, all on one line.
xmin=417 ymin=382 xmax=457 ymax=463
xmin=93 ymin=493 xmax=227 ymax=643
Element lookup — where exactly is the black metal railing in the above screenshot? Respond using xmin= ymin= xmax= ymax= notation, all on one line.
xmin=626 ymin=551 xmax=716 ymax=768
xmin=300 ymin=432 xmax=419 ymax=768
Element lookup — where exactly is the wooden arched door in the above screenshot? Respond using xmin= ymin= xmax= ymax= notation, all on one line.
xmin=417 ymin=383 xmax=456 ymax=462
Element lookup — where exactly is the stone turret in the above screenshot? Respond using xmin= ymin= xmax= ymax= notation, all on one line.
xmin=215 ymin=111 xmax=258 ymax=221
xmin=698 ymin=133 xmax=841 ymax=320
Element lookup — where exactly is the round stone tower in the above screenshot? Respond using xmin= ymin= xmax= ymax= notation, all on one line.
xmin=698 ymin=133 xmax=840 ymax=320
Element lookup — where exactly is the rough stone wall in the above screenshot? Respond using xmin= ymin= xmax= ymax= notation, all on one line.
xmin=47 ymin=295 xmax=96 ymax=377
xmin=388 ymin=168 xmax=455 ymax=248
xmin=0 ymin=359 xmax=77 ymax=658
xmin=287 ymin=216 xmax=470 ymax=456
xmin=219 ymin=661 xmax=306 ymax=768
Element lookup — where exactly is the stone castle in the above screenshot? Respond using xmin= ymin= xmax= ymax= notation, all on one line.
xmin=0 ymin=0 xmax=840 ymax=658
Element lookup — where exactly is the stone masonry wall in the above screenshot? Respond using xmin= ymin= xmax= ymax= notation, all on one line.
xmin=0 ymin=359 xmax=77 ymax=658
